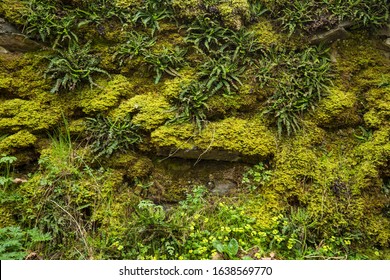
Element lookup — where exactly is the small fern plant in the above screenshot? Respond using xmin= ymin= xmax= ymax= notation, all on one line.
xmin=44 ymin=42 xmax=110 ymax=93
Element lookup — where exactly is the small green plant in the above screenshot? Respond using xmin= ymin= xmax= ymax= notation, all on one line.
xmin=242 ymin=162 xmax=272 ymax=192
xmin=354 ymin=126 xmax=372 ymax=142
xmin=199 ymin=55 xmax=246 ymax=96
xmin=114 ymin=31 xmax=156 ymax=66
xmin=22 ymin=0 xmax=79 ymax=48
xmin=44 ymin=42 xmax=110 ymax=93
xmin=143 ymin=47 xmax=187 ymax=84
xmin=212 ymin=238 xmax=239 ymax=259
xmin=259 ymin=46 xmax=332 ymax=136
xmin=168 ymin=82 xmax=209 ymax=131
xmin=0 ymin=154 xmax=17 ymax=189
xmin=132 ymin=0 xmax=173 ymax=36
xmin=85 ymin=114 xmax=142 ymax=159
xmin=185 ymin=17 xmax=231 ymax=54
xmin=0 ymin=226 xmax=51 ymax=260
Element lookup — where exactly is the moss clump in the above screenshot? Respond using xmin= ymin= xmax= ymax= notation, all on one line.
xmin=110 ymin=93 xmax=174 ymax=131
xmin=171 ymin=0 xmax=201 ymax=20
xmin=162 ymin=68 xmax=197 ymax=100
xmin=314 ymin=88 xmax=360 ymax=128
xmin=0 ymin=98 xmax=61 ymax=133
xmin=206 ymin=84 xmax=258 ymax=117
xmin=79 ymin=75 xmax=135 ymax=114
xmin=249 ymin=18 xmax=283 ymax=48
xmin=151 ymin=117 xmax=276 ymax=160
xmin=0 ymin=0 xmax=26 ymax=26
xmin=217 ymin=0 xmax=250 ymax=30
xmin=0 ymin=130 xmax=37 ymax=153
xmin=106 ymin=152 xmax=153 ymax=179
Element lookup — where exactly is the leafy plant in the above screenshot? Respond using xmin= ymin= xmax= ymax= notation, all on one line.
xmin=267 ymin=0 xmax=389 ymax=35
xmin=199 ymin=55 xmax=246 ymax=96
xmin=168 ymin=82 xmax=209 ymax=131
xmin=114 ymin=31 xmax=156 ymax=66
xmin=44 ymin=42 xmax=110 ymax=93
xmin=132 ymin=0 xmax=173 ymax=36
xmin=22 ymin=0 xmax=79 ymax=48
xmin=143 ymin=47 xmax=187 ymax=84
xmin=0 ymin=226 xmax=51 ymax=260
xmin=241 ymin=162 xmax=272 ymax=192
xmin=212 ymin=238 xmax=239 ymax=259
xmin=185 ymin=17 xmax=231 ymax=54
xmin=85 ymin=114 xmax=142 ymax=159
xmin=259 ymin=46 xmax=332 ymax=136
xmin=0 ymin=154 xmax=17 ymax=189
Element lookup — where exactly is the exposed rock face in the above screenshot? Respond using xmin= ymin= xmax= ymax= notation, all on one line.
xmin=310 ymin=26 xmax=351 ymax=45
xmin=0 ymin=17 xmax=41 ymax=52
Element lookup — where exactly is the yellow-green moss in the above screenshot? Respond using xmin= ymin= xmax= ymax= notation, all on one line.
xmin=218 ymin=0 xmax=250 ymax=30
xmin=162 ymin=68 xmax=197 ymax=100
xmin=171 ymin=0 xmax=201 ymax=19
xmin=363 ymin=87 xmax=390 ymax=128
xmin=0 ymin=98 xmax=61 ymax=132
xmin=206 ymin=84 xmax=258 ymax=116
xmin=0 ymin=0 xmax=26 ymax=25
xmin=249 ymin=18 xmax=283 ymax=48
xmin=151 ymin=117 xmax=276 ymax=159
xmin=0 ymin=130 xmax=37 ymax=152
xmin=110 ymin=92 xmax=174 ymax=131
xmin=79 ymin=75 xmax=134 ymax=114
xmin=106 ymin=152 xmax=153 ymax=178
xmin=314 ymin=88 xmax=360 ymax=128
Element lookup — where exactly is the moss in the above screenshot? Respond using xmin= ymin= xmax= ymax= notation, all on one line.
xmin=171 ymin=0 xmax=201 ymax=20
xmin=68 ymin=118 xmax=87 ymax=136
xmin=0 ymin=0 xmax=26 ymax=26
xmin=161 ymin=68 xmax=198 ymax=100
xmin=249 ymin=18 xmax=283 ymax=48
xmin=335 ymin=35 xmax=387 ymax=80
xmin=151 ymin=117 xmax=276 ymax=160
xmin=206 ymin=84 xmax=258 ymax=117
xmin=110 ymin=92 xmax=174 ymax=131
xmin=79 ymin=75 xmax=135 ymax=115
xmin=106 ymin=152 xmax=153 ymax=178
xmin=363 ymin=86 xmax=390 ymax=126
xmin=314 ymin=88 xmax=360 ymax=128
xmin=0 ymin=130 xmax=37 ymax=153
xmin=0 ymin=98 xmax=61 ymax=133
xmin=113 ymin=0 xmax=142 ymax=9
xmin=217 ymin=0 xmax=250 ymax=30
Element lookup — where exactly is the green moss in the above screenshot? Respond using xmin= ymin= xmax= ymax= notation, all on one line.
xmin=106 ymin=152 xmax=153 ymax=178
xmin=0 ymin=98 xmax=61 ymax=133
xmin=171 ymin=0 xmax=201 ymax=20
xmin=0 ymin=130 xmax=37 ymax=153
xmin=79 ymin=75 xmax=134 ymax=114
xmin=249 ymin=18 xmax=283 ymax=48
xmin=151 ymin=117 xmax=276 ymax=159
xmin=161 ymin=68 xmax=198 ymax=100
xmin=110 ymin=92 xmax=174 ymax=131
xmin=314 ymin=88 xmax=360 ymax=128
xmin=206 ymin=84 xmax=258 ymax=117
xmin=0 ymin=0 xmax=26 ymax=25
xmin=335 ymin=35 xmax=386 ymax=79
xmin=217 ymin=0 xmax=250 ymax=30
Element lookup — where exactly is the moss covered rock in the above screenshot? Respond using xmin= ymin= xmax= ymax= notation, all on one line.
xmin=151 ymin=117 xmax=276 ymax=162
